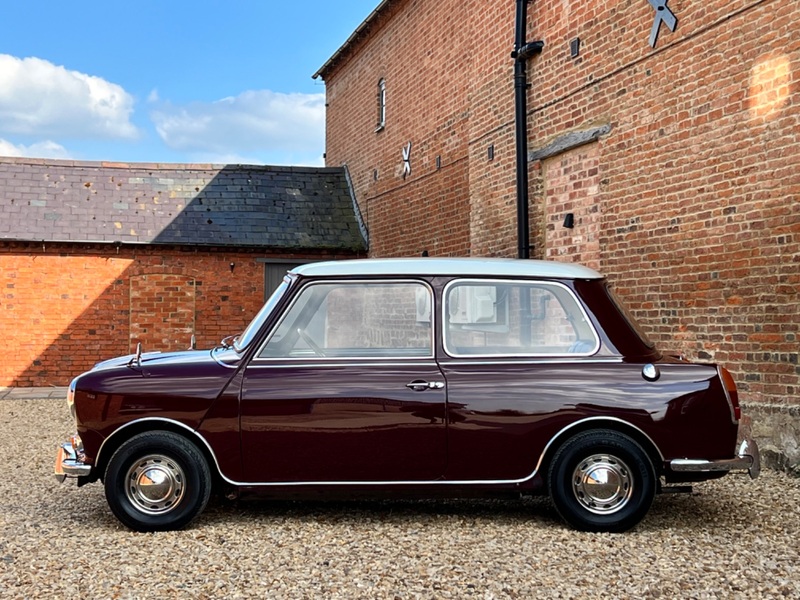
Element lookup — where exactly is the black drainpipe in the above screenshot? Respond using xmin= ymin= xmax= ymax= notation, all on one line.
xmin=512 ymin=0 xmax=543 ymax=259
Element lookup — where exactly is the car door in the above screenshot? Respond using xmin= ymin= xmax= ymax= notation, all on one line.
xmin=437 ymin=278 xmax=604 ymax=481
xmin=240 ymin=278 xmax=447 ymax=483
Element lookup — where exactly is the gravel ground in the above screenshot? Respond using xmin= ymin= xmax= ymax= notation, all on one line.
xmin=2 ymin=398 xmax=799 ymax=599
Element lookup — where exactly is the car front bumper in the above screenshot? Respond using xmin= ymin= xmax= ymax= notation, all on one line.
xmin=54 ymin=436 xmax=92 ymax=482
xmin=669 ymin=416 xmax=761 ymax=480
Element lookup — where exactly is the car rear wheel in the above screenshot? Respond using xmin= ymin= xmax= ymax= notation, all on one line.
xmin=104 ymin=431 xmax=211 ymax=532
xmin=548 ymin=429 xmax=656 ymax=533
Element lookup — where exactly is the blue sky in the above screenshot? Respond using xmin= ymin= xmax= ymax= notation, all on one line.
xmin=0 ymin=1 xmax=379 ymax=166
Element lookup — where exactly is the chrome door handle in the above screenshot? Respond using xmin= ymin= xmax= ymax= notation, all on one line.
xmin=406 ymin=380 xmax=445 ymax=391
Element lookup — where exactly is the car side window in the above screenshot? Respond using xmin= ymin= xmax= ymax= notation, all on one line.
xmin=443 ymin=280 xmax=599 ymax=357
xmin=258 ymin=281 xmax=433 ymax=359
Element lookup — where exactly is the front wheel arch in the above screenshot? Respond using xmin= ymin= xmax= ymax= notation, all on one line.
xmin=95 ymin=419 xmax=222 ymax=487
xmin=104 ymin=430 xmax=212 ymax=532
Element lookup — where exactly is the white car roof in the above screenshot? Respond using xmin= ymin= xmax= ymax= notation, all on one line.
xmin=291 ymin=258 xmax=603 ymax=280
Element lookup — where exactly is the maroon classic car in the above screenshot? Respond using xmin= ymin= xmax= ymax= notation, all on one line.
xmin=55 ymin=258 xmax=760 ymax=532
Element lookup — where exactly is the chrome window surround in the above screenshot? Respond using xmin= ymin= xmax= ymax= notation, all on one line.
xmin=442 ymin=279 xmax=601 ymax=359
xmin=95 ymin=416 xmax=663 ymax=488
xmin=252 ymin=279 xmax=435 ymax=363
xmin=246 ymin=361 xmax=442 ymax=370
xmin=440 ymin=357 xmax=623 ymax=367
xmin=247 ymin=355 xmax=623 ymax=369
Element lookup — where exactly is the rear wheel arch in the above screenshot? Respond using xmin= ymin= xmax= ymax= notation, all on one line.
xmin=547 ymin=428 xmax=657 ymax=532
xmin=538 ymin=418 xmax=664 ymax=483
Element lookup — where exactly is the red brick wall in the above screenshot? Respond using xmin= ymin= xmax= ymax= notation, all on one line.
xmin=321 ymin=0 xmax=799 ymax=410
xmin=541 ymin=145 xmax=602 ymax=270
xmin=465 ymin=0 xmax=527 ymax=257
xmin=523 ymin=0 xmax=800 ymax=407
xmin=0 ymin=243 xmax=340 ymax=386
xmin=322 ymin=0 xmax=476 ymax=257
xmin=130 ymin=274 xmax=196 ymax=351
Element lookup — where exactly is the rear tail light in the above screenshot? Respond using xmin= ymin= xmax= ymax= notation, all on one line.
xmin=719 ymin=366 xmax=741 ymax=423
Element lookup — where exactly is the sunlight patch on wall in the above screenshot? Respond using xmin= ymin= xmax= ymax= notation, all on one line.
xmin=749 ymin=54 xmax=792 ymax=120
xmin=1 ymin=255 xmax=133 ymax=386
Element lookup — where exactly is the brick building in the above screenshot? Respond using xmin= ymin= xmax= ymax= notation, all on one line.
xmin=0 ymin=157 xmax=366 ymax=387
xmin=313 ymin=0 xmax=799 ymax=467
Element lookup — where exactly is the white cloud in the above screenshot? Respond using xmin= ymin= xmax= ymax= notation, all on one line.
xmin=185 ymin=151 xmax=326 ymax=168
xmin=0 ymin=138 xmax=71 ymax=159
xmin=150 ymin=90 xmax=325 ymax=165
xmin=0 ymin=54 xmax=137 ymax=139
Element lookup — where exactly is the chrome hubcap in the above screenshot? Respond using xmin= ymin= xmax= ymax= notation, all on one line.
xmin=125 ymin=455 xmax=185 ymax=515
xmin=572 ymin=454 xmax=633 ymax=515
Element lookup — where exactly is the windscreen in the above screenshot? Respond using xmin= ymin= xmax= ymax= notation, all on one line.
xmin=234 ymin=277 xmax=291 ymax=351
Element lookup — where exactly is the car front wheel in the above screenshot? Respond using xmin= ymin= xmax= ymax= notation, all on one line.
xmin=104 ymin=431 xmax=211 ymax=532
xmin=548 ymin=429 xmax=656 ymax=533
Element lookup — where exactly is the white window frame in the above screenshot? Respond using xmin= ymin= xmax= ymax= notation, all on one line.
xmin=376 ymin=78 xmax=386 ymax=132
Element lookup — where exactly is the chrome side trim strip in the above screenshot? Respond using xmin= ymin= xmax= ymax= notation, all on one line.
xmin=97 ymin=415 xmax=664 ymax=488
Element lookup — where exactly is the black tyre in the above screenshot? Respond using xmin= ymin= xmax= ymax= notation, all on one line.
xmin=548 ymin=429 xmax=656 ymax=533
xmin=104 ymin=431 xmax=211 ymax=532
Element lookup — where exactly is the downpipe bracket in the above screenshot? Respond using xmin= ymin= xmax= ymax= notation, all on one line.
xmin=512 ymin=40 xmax=544 ymax=61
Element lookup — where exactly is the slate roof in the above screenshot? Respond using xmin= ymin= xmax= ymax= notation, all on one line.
xmin=0 ymin=157 xmax=367 ymax=251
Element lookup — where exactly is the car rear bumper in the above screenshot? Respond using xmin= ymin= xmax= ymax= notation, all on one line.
xmin=669 ymin=416 xmax=761 ymax=480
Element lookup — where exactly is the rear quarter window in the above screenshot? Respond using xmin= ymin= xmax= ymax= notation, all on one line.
xmin=443 ymin=280 xmax=599 ymax=357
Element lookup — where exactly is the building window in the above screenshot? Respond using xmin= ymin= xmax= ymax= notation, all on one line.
xmin=376 ymin=78 xmax=386 ymax=131
xmin=261 ymin=260 xmax=306 ymax=300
